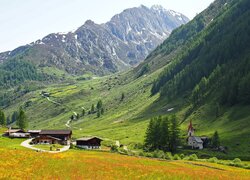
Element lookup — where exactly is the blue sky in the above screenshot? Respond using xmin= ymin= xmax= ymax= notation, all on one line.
xmin=0 ymin=0 xmax=214 ymax=52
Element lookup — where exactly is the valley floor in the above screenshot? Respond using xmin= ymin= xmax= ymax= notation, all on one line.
xmin=0 ymin=132 xmax=249 ymax=180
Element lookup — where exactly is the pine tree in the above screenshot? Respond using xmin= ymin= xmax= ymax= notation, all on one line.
xmin=121 ymin=93 xmax=125 ymax=101
xmin=97 ymin=110 xmax=101 ymax=118
xmin=11 ymin=111 xmax=18 ymax=123
xmin=7 ymin=115 xmax=11 ymax=125
xmin=101 ymin=108 xmax=104 ymax=115
xmin=82 ymin=109 xmax=86 ymax=116
xmin=159 ymin=116 xmax=170 ymax=151
xmin=169 ymin=115 xmax=180 ymax=153
xmin=91 ymin=104 xmax=95 ymax=113
xmin=0 ymin=109 xmax=6 ymax=126
xmin=144 ymin=118 xmax=155 ymax=150
xmin=17 ymin=108 xmax=28 ymax=129
xmin=211 ymin=131 xmax=220 ymax=148
xmin=96 ymin=100 xmax=103 ymax=110
xmin=153 ymin=116 xmax=162 ymax=149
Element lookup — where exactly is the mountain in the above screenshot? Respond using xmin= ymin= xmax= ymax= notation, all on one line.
xmin=0 ymin=5 xmax=189 ymax=76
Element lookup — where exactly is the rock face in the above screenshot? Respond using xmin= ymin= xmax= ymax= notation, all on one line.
xmin=0 ymin=5 xmax=189 ymax=75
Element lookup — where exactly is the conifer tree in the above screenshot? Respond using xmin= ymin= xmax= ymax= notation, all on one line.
xmin=0 ymin=109 xmax=6 ymax=126
xmin=96 ymin=100 xmax=103 ymax=110
xmin=101 ymin=108 xmax=104 ymax=115
xmin=169 ymin=115 xmax=180 ymax=153
xmin=17 ymin=108 xmax=28 ymax=129
xmin=91 ymin=104 xmax=95 ymax=113
xmin=82 ymin=109 xmax=86 ymax=116
xmin=159 ymin=116 xmax=170 ymax=151
xmin=144 ymin=118 xmax=155 ymax=150
xmin=211 ymin=131 xmax=220 ymax=148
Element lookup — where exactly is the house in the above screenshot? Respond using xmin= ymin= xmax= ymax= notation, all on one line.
xmin=187 ymin=121 xmax=204 ymax=149
xmin=4 ymin=128 xmax=30 ymax=138
xmin=27 ymin=130 xmax=41 ymax=137
xmin=36 ymin=130 xmax=72 ymax=145
xmin=76 ymin=137 xmax=102 ymax=149
xmin=32 ymin=135 xmax=62 ymax=145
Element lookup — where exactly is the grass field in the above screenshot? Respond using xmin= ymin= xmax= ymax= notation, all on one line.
xmin=0 ymin=131 xmax=249 ymax=180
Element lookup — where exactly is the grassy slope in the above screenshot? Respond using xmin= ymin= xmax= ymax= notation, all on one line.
xmin=0 ymin=128 xmax=249 ymax=179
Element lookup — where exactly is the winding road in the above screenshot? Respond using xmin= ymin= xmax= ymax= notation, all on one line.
xmin=21 ymin=139 xmax=70 ymax=153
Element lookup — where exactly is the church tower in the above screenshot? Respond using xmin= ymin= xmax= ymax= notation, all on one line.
xmin=187 ymin=120 xmax=194 ymax=136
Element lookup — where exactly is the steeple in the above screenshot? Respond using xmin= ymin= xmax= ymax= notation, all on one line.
xmin=188 ymin=120 xmax=194 ymax=136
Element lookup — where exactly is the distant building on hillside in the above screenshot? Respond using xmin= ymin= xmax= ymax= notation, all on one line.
xmin=187 ymin=121 xmax=204 ymax=149
xmin=76 ymin=137 xmax=102 ymax=149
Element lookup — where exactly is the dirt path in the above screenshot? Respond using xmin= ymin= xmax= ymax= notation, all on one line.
xmin=184 ymin=162 xmax=226 ymax=171
xmin=21 ymin=139 xmax=70 ymax=153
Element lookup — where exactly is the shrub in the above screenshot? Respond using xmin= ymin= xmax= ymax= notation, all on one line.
xmin=139 ymin=152 xmax=144 ymax=157
xmin=173 ymin=154 xmax=181 ymax=160
xmin=153 ymin=150 xmax=159 ymax=158
xmin=145 ymin=152 xmax=153 ymax=157
xmin=208 ymin=157 xmax=218 ymax=163
xmin=110 ymin=145 xmax=118 ymax=152
xmin=180 ymin=154 xmax=185 ymax=159
xmin=165 ymin=152 xmax=173 ymax=160
xmin=233 ymin=158 xmax=241 ymax=164
xmin=188 ymin=154 xmax=198 ymax=161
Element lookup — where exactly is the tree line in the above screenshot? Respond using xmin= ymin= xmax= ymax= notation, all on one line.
xmin=0 ymin=108 xmax=28 ymax=129
xmin=144 ymin=115 xmax=180 ymax=153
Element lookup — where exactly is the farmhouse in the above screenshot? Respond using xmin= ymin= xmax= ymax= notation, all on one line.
xmin=32 ymin=130 xmax=72 ymax=145
xmin=4 ymin=128 xmax=30 ymax=138
xmin=187 ymin=121 xmax=204 ymax=149
xmin=76 ymin=137 xmax=102 ymax=149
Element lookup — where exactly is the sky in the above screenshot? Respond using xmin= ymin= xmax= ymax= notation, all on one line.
xmin=0 ymin=0 xmax=214 ymax=52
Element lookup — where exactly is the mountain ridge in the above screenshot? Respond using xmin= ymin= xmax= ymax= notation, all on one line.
xmin=0 ymin=5 xmax=189 ymax=76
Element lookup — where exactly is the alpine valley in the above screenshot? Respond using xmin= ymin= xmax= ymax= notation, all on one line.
xmin=0 ymin=0 xmax=250 ymax=177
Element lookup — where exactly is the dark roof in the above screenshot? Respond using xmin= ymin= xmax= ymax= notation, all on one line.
xmin=5 ymin=129 xmax=25 ymax=133
xmin=76 ymin=137 xmax=102 ymax=141
xmin=40 ymin=130 xmax=72 ymax=135
xmin=34 ymin=135 xmax=62 ymax=141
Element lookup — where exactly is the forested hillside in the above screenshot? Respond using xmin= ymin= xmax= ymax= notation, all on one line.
xmin=151 ymin=0 xmax=250 ymax=107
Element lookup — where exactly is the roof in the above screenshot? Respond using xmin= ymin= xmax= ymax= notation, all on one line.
xmin=27 ymin=130 xmax=41 ymax=133
xmin=76 ymin=137 xmax=102 ymax=141
xmin=35 ymin=135 xmax=62 ymax=141
xmin=188 ymin=121 xmax=194 ymax=132
xmin=40 ymin=130 xmax=72 ymax=135
xmin=5 ymin=129 xmax=25 ymax=133
xmin=190 ymin=136 xmax=203 ymax=143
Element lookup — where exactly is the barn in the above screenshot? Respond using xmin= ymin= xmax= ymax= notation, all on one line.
xmin=76 ymin=137 xmax=102 ymax=149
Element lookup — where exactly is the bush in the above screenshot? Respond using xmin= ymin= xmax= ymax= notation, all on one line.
xmin=70 ymin=143 xmax=74 ymax=149
xmin=145 ymin=152 xmax=153 ymax=158
xmin=233 ymin=158 xmax=241 ymax=164
xmin=188 ymin=154 xmax=198 ymax=161
xmin=139 ymin=152 xmax=144 ymax=157
xmin=165 ymin=152 xmax=173 ymax=160
xmin=208 ymin=157 xmax=218 ymax=163
xmin=180 ymin=154 xmax=185 ymax=159
xmin=153 ymin=150 xmax=159 ymax=158
xmin=173 ymin=154 xmax=181 ymax=160
xmin=110 ymin=145 xmax=118 ymax=152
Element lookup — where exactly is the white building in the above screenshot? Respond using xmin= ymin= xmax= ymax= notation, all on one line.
xmin=187 ymin=121 xmax=204 ymax=149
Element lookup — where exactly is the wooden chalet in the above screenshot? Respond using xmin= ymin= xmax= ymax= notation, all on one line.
xmin=4 ymin=128 xmax=30 ymax=138
xmin=34 ymin=130 xmax=72 ymax=145
xmin=32 ymin=135 xmax=62 ymax=145
xmin=76 ymin=137 xmax=102 ymax=149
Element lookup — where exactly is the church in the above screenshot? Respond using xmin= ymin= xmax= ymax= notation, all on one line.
xmin=187 ymin=121 xmax=204 ymax=149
